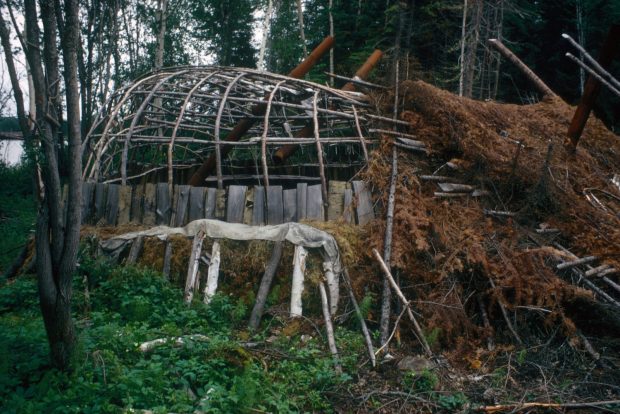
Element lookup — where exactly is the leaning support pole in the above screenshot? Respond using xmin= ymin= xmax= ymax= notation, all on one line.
xmin=249 ymin=241 xmax=283 ymax=330
xmin=203 ymin=240 xmax=221 ymax=304
xmin=372 ymin=248 xmax=433 ymax=357
xmin=343 ymin=268 xmax=376 ymax=367
xmin=487 ymin=38 xmax=556 ymax=99
xmin=290 ymin=245 xmax=307 ymax=317
xmin=187 ymin=36 xmax=335 ymax=186
xmin=272 ymin=49 xmax=383 ymax=164
xmin=565 ymin=25 xmax=620 ymax=151
xmin=319 ymin=281 xmax=342 ymax=374
xmin=184 ymin=230 xmax=205 ymax=304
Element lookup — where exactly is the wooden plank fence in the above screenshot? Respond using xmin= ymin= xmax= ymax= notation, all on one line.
xmin=79 ymin=180 xmax=375 ymax=227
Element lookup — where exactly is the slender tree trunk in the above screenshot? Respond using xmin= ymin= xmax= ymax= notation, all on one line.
xmin=576 ymin=0 xmax=586 ymax=94
xmin=328 ymin=0 xmax=334 ymax=86
xmin=296 ymin=0 xmax=308 ymax=57
xmin=155 ymin=0 xmax=168 ymax=70
xmin=21 ymin=0 xmax=82 ymax=371
xmin=257 ymin=0 xmax=273 ymax=70
xmin=0 ymin=17 xmax=29 ymax=137
xmin=458 ymin=0 xmax=468 ymax=96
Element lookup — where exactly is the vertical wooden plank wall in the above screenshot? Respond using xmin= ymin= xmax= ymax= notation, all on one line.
xmin=79 ymin=180 xmax=373 ymax=227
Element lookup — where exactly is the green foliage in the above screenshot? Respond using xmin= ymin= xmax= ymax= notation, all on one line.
xmin=437 ymin=392 xmax=468 ymax=410
xmin=402 ymin=368 xmax=439 ymax=393
xmin=0 ymin=259 xmax=365 ymax=413
xmin=0 ymin=162 xmax=36 ymax=273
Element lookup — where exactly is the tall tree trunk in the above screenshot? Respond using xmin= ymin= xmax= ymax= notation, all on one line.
xmin=0 ymin=17 xmax=29 ymax=137
xmin=458 ymin=0 xmax=468 ymax=97
xmin=155 ymin=0 xmax=168 ymax=70
xmin=328 ymin=0 xmax=334 ymax=86
xmin=576 ymin=0 xmax=585 ymax=94
xmin=296 ymin=0 xmax=308 ymax=57
xmin=21 ymin=0 xmax=82 ymax=371
xmin=257 ymin=0 xmax=273 ymax=70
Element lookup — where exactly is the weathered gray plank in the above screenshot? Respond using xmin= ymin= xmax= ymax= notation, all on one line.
xmin=306 ymin=184 xmax=324 ymax=221
xmin=327 ymin=181 xmax=347 ymax=221
xmin=215 ymin=189 xmax=226 ymax=220
xmin=296 ymin=183 xmax=307 ymax=221
xmin=173 ymin=185 xmax=191 ymax=226
xmin=266 ymin=186 xmax=284 ymax=225
xmin=94 ymin=183 xmax=107 ymax=223
xmin=352 ymin=181 xmax=374 ymax=225
xmin=81 ymin=182 xmax=95 ymax=224
xmin=105 ymin=184 xmax=120 ymax=225
xmin=188 ymin=187 xmax=206 ymax=222
xmin=243 ymin=187 xmax=254 ymax=225
xmin=205 ymin=188 xmax=217 ymax=219
xmin=343 ymin=188 xmax=353 ymax=224
xmin=252 ymin=186 xmax=265 ymax=226
xmin=283 ymin=189 xmax=297 ymax=222
xmin=143 ymin=183 xmax=157 ymax=225
xmin=117 ymin=185 xmax=132 ymax=225
xmin=131 ymin=183 xmax=144 ymax=223
xmin=226 ymin=185 xmax=247 ymax=223
xmin=156 ymin=183 xmax=172 ymax=225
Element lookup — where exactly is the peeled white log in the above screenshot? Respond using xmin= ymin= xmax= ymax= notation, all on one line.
xmin=323 ymin=261 xmax=339 ymax=316
xmin=319 ymin=282 xmax=342 ymax=373
xmin=556 ymin=256 xmax=597 ymax=270
xmin=290 ymin=245 xmax=307 ymax=317
xmin=184 ymin=231 xmax=205 ymax=304
xmin=139 ymin=334 xmax=209 ymax=352
xmin=585 ymin=264 xmax=610 ymax=277
xmin=438 ymin=182 xmax=475 ymax=193
xmin=203 ymin=241 xmax=221 ymax=304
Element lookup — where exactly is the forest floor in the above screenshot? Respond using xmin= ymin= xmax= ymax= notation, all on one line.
xmin=1 ymin=81 xmax=620 ymax=413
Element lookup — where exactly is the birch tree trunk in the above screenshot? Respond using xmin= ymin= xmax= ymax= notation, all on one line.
xmin=155 ymin=0 xmax=168 ymax=71
xmin=296 ymin=0 xmax=308 ymax=57
xmin=257 ymin=0 xmax=273 ymax=70
xmin=328 ymin=0 xmax=334 ymax=86
xmin=458 ymin=0 xmax=468 ymax=97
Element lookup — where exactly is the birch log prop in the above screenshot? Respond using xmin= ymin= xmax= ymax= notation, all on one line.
xmin=372 ymin=249 xmax=432 ymax=356
xmin=487 ymin=39 xmax=556 ymax=98
xmin=249 ymin=241 xmax=283 ymax=330
xmin=126 ymin=235 xmax=144 ymax=264
xmin=184 ymin=230 xmax=205 ymax=304
xmin=343 ymin=268 xmax=376 ymax=367
xmin=290 ymin=245 xmax=308 ymax=317
xmin=323 ymin=262 xmax=339 ymax=316
xmin=203 ymin=241 xmax=221 ymax=304
xmin=319 ymin=281 xmax=342 ymax=374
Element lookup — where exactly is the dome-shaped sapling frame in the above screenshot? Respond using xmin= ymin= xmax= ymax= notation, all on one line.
xmin=83 ymin=66 xmax=378 ymax=190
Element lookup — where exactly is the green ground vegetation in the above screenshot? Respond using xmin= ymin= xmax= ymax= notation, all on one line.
xmin=0 ymin=253 xmax=365 ymax=413
xmin=0 ymin=161 xmax=36 ymax=273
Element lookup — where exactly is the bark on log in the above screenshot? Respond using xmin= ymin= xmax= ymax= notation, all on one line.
xmin=487 ymin=38 xmax=556 ymax=98
xmin=290 ymin=245 xmax=307 ymax=317
xmin=372 ymin=249 xmax=432 ymax=356
xmin=319 ymin=281 xmax=342 ymax=374
xmin=203 ymin=241 xmax=221 ymax=304
xmin=184 ymin=230 xmax=205 ymax=304
xmin=249 ymin=241 xmax=283 ymax=330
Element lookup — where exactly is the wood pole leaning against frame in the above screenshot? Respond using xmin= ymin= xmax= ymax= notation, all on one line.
xmin=272 ymin=49 xmax=383 ymax=164
xmin=187 ymin=36 xmax=335 ymax=186
xmin=566 ymin=25 xmax=620 ymax=151
xmin=487 ymin=38 xmax=556 ymax=99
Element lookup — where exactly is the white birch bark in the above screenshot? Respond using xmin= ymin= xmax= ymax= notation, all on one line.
xmin=290 ymin=245 xmax=307 ymax=317
xmin=296 ymin=0 xmax=308 ymax=57
xmin=204 ymin=241 xmax=221 ymax=304
xmin=257 ymin=0 xmax=273 ymax=70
